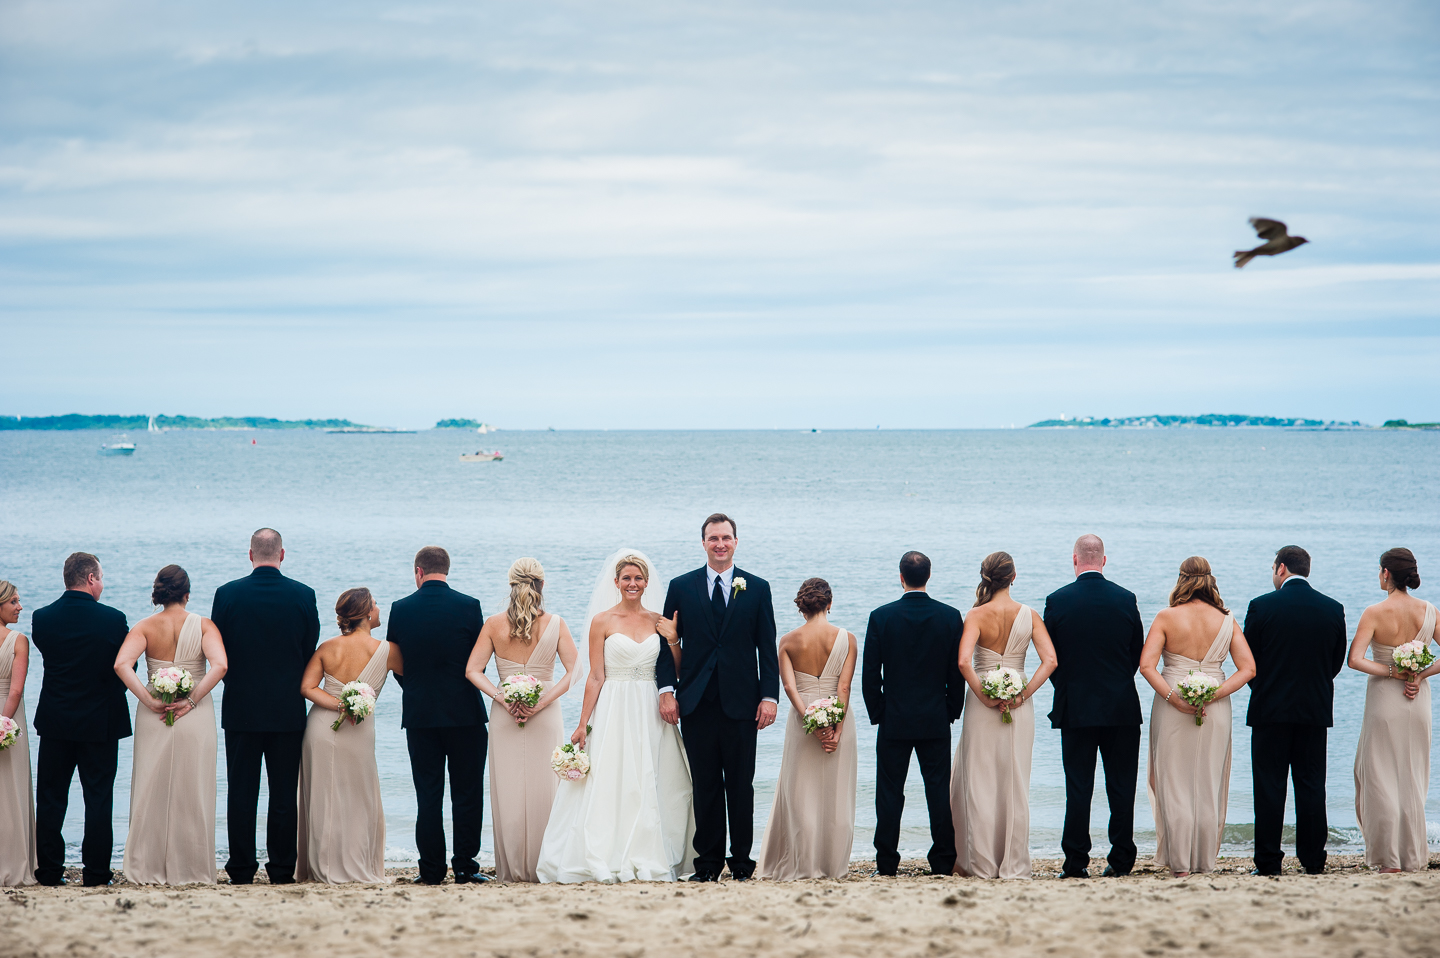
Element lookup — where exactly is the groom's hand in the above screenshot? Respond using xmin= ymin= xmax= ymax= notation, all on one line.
xmin=657 ymin=611 xmax=679 ymax=643
xmin=658 ymin=691 xmax=680 ymax=726
xmin=755 ymin=700 xmax=777 ymax=730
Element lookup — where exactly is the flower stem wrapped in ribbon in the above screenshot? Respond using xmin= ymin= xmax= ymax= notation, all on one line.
xmin=501 ymin=674 xmax=544 ymax=727
xmin=1176 ymin=670 xmax=1221 ymax=726
xmin=332 ymin=681 xmax=377 ymax=731
xmin=151 ymin=667 xmax=195 ymax=727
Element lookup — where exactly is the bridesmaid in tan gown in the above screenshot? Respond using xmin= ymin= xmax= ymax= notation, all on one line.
xmin=297 ymin=587 xmax=403 ymax=883
xmin=0 ymin=581 xmax=36 ymax=886
xmin=1349 ymin=548 xmax=1436 ymax=873
xmin=465 ymin=558 xmax=578 ymax=882
xmin=1139 ymin=557 xmax=1255 ymax=877
xmin=950 ymin=553 xmax=1058 ymax=879
xmin=757 ymin=577 xmax=858 ymax=880
xmin=113 ymin=565 xmax=228 ymax=885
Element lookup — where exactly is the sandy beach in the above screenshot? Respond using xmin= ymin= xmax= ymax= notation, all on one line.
xmin=4 ymin=855 xmax=1437 ymax=958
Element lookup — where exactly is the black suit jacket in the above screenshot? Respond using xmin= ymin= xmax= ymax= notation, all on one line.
xmin=1043 ymin=572 xmax=1145 ymax=729
xmin=31 ymin=591 xmax=132 ymax=742
xmin=387 ymin=580 xmax=486 ymax=729
xmin=657 ymin=567 xmax=779 ymax=721
xmin=861 ymin=591 xmax=965 ymax=740
xmin=211 ymin=566 xmax=321 ymax=733
xmin=1243 ymin=579 xmax=1347 ymax=728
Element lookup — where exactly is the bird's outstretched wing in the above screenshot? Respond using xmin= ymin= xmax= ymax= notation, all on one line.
xmin=1250 ymin=217 xmax=1288 ymax=241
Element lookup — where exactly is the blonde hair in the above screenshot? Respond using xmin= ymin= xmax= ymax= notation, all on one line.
xmin=507 ymin=558 xmax=545 ymax=643
xmin=0 ymin=581 xmax=15 ymax=605
xmin=1169 ymin=556 xmax=1228 ymax=613
xmin=614 ymin=554 xmax=650 ymax=582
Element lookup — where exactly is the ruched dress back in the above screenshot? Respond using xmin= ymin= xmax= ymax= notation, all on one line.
xmin=951 ymin=605 xmax=1036 ymax=879
xmin=490 ymin=615 xmax=566 ymax=882
xmin=1354 ymin=601 xmax=1434 ymax=871
xmin=297 ymin=639 xmax=391 ymax=883
xmin=1146 ymin=612 xmax=1233 ymax=874
xmin=0 ymin=629 xmax=36 ymax=886
xmin=123 ymin=612 xmax=218 ymax=884
xmin=757 ymin=627 xmax=857 ymax=880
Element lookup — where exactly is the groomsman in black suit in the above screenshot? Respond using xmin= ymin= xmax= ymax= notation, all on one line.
xmin=1043 ymin=534 xmax=1144 ymax=878
xmin=211 ymin=528 xmax=320 ymax=884
xmin=657 ymin=514 xmax=779 ymax=882
xmin=1244 ymin=545 xmax=1346 ymax=875
xmin=387 ymin=546 xmax=489 ymax=885
xmin=30 ymin=553 xmax=132 ymax=886
xmin=861 ymin=551 xmax=965 ymax=876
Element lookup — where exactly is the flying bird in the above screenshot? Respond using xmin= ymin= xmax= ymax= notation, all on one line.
xmin=1234 ymin=217 xmax=1308 ymax=268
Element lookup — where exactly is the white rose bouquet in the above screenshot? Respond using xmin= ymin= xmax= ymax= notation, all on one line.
xmin=0 ymin=715 xmax=20 ymax=751
xmin=1176 ymin=671 xmax=1221 ymax=726
xmin=551 ymin=742 xmax=591 ymax=782
xmin=331 ymin=681 xmax=377 ymax=731
xmin=801 ymin=697 xmax=846 ymax=735
xmin=1392 ymin=640 xmax=1435 ymax=678
xmin=981 ymin=666 xmax=1026 ymax=723
xmin=501 ymin=674 xmax=544 ymax=727
xmin=151 ymin=667 xmax=195 ymax=727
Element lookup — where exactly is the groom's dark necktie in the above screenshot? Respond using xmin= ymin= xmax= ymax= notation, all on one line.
xmin=711 ymin=574 xmax=726 ymax=623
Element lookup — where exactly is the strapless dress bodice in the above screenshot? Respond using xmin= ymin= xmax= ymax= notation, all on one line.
xmin=604 ymin=633 xmax=660 ymax=681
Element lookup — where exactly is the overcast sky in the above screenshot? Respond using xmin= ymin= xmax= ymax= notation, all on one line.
xmin=2 ymin=0 xmax=1436 ymax=428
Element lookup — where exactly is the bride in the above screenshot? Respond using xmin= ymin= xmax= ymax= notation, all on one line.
xmin=535 ymin=550 xmax=695 ymax=883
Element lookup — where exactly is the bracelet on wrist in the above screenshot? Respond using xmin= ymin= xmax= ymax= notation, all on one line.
xmin=1165 ymin=689 xmax=1174 ymax=702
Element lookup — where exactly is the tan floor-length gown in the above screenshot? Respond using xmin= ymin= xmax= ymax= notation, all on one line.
xmin=1146 ymin=612 xmax=1233 ymax=875
xmin=490 ymin=615 xmax=566 ymax=882
xmin=951 ymin=605 xmax=1037 ymax=879
xmin=1354 ymin=601 xmax=1434 ymax=871
xmin=123 ymin=612 xmax=218 ymax=884
xmin=757 ymin=627 xmax=857 ymax=880
xmin=0 ymin=629 xmax=36 ymax=886
xmin=297 ymin=640 xmax=392 ymax=883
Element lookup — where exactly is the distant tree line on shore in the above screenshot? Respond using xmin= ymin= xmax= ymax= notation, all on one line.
xmin=0 ymin=414 xmax=370 ymax=431
xmin=1028 ymin=414 xmax=1368 ymax=429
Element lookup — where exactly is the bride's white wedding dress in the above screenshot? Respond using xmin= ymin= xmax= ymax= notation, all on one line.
xmin=535 ymin=632 xmax=696 ymax=883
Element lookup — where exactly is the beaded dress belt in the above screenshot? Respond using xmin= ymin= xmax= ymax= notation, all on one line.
xmin=606 ymin=666 xmax=657 ymax=681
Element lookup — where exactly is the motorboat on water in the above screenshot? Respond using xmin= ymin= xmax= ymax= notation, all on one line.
xmin=100 ymin=442 xmax=136 ymax=456
xmin=460 ymin=450 xmax=503 ymax=462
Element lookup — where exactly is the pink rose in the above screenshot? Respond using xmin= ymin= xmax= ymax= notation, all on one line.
xmin=566 ymin=768 xmax=582 ymax=780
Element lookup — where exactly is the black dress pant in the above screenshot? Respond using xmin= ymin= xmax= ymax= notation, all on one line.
xmin=406 ymin=724 xmax=487 ymax=883
xmin=873 ymin=731 xmax=955 ymax=875
xmin=1060 ymin=725 xmax=1140 ymax=876
xmin=34 ymin=736 xmax=118 ymax=885
xmin=224 ymin=729 xmax=304 ymax=882
xmin=1251 ymin=723 xmax=1328 ymax=874
xmin=681 ymin=692 xmax=759 ymax=876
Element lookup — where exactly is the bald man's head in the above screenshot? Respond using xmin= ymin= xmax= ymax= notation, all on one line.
xmin=1073 ymin=534 xmax=1105 ymax=573
xmin=250 ymin=527 xmax=284 ymax=566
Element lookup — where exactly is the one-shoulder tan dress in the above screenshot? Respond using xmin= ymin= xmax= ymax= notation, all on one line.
xmin=0 ymin=629 xmax=36 ymax=886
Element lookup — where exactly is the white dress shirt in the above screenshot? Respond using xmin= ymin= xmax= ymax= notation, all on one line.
xmin=1281 ymin=574 xmax=1308 ymax=588
xmin=659 ymin=565 xmax=775 ymax=703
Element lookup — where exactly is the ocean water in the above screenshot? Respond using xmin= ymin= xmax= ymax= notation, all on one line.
xmin=2 ymin=426 xmax=1437 ymax=867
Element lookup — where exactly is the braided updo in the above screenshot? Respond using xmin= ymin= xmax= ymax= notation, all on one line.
xmin=974 ymin=552 xmax=1016 ymax=607
xmin=507 ymin=557 xmax=546 ymax=643
xmin=794 ymin=578 xmax=833 ymax=617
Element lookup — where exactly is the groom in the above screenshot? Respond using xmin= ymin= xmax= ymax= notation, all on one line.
xmin=656 ymin=513 xmax=779 ymax=881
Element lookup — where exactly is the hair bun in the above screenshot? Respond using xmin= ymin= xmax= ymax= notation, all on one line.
xmin=1380 ymin=547 xmax=1421 ymax=592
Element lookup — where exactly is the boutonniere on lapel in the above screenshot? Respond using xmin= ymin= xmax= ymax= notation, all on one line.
xmin=731 ymin=576 xmax=747 ymax=599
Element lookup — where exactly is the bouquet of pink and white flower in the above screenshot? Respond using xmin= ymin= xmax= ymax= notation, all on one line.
xmin=982 ymin=667 xmax=1026 ymax=723
xmin=1176 ymin=670 xmax=1221 ymax=726
xmin=802 ymin=697 xmax=846 ymax=735
xmin=331 ymin=681 xmax=377 ymax=731
xmin=0 ymin=715 xmax=20 ymax=751
xmin=151 ymin=667 xmax=194 ymax=727
xmin=551 ymin=742 xmax=591 ymax=781
xmin=1392 ymin=640 xmax=1435 ymax=678
xmin=501 ymin=674 xmax=544 ymax=727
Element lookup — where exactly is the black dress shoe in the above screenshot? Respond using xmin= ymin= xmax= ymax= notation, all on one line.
xmin=35 ymin=876 xmax=67 ymax=887
xmin=412 ymin=875 xmax=444 ymax=885
xmin=1101 ymin=865 xmax=1130 ymax=877
xmin=82 ymin=878 xmax=112 ymax=887
xmin=1059 ymin=869 xmax=1088 ymax=879
xmin=688 ymin=871 xmax=718 ymax=883
xmin=875 ymin=868 xmax=898 ymax=877
xmin=1249 ymin=868 xmax=1280 ymax=877
xmin=729 ymin=871 xmax=753 ymax=882
xmin=227 ymin=876 xmax=255 ymax=885
xmin=453 ymin=872 xmax=491 ymax=884
xmin=268 ymin=876 xmax=296 ymax=885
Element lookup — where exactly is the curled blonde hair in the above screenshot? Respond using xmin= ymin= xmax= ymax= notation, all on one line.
xmin=507 ymin=558 xmax=545 ymax=643
xmin=1169 ymin=556 xmax=1228 ymax=613
xmin=0 ymin=580 xmax=15 ymax=606
xmin=614 ymin=554 xmax=650 ymax=582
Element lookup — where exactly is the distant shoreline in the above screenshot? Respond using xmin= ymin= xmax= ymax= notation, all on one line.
xmin=1027 ymin=414 xmax=1378 ymax=429
xmin=0 ymin=415 xmax=497 ymax=432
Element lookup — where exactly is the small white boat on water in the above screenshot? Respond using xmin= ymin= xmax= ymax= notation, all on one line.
xmin=100 ymin=442 xmax=136 ymax=456
xmin=460 ymin=450 xmax=503 ymax=462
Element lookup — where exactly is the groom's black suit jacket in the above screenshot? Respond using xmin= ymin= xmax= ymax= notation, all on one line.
xmin=1243 ymin=579 xmax=1346 ymax=728
xmin=387 ymin=580 xmax=487 ymax=728
xmin=31 ymin=591 xmax=133 ymax=742
xmin=861 ymin=591 xmax=965 ymax=740
xmin=1043 ymin=571 xmax=1144 ymax=729
xmin=211 ymin=566 xmax=321 ymax=733
xmin=657 ymin=566 xmax=779 ymax=721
